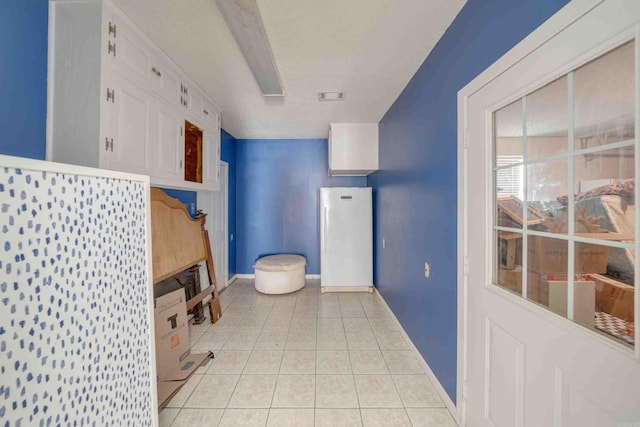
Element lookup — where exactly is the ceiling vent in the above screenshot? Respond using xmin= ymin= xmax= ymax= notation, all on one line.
xmin=318 ymin=91 xmax=345 ymax=102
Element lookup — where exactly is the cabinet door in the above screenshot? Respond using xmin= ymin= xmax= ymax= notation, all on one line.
xmin=104 ymin=72 xmax=152 ymax=174
xmin=203 ymin=116 xmax=221 ymax=191
xmin=202 ymin=99 xmax=216 ymax=126
xmin=149 ymin=55 xmax=181 ymax=107
xmin=151 ymin=101 xmax=183 ymax=180
xmin=104 ymin=9 xmax=151 ymax=89
xmin=185 ymin=85 xmax=204 ymax=120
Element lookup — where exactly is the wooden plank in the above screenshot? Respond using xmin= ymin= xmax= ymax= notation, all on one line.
xmin=497 ymin=195 xmax=546 ymax=226
xmin=196 ymin=212 xmax=223 ymax=323
xmin=498 ymin=231 xmax=522 ymax=240
xmin=505 ymin=238 xmax=516 ymax=269
xmin=575 ymin=232 xmax=634 ymax=241
xmin=186 ymin=287 xmax=214 ymax=311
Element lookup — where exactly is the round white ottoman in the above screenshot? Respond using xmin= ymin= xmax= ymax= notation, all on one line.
xmin=255 ymin=254 xmax=307 ymax=294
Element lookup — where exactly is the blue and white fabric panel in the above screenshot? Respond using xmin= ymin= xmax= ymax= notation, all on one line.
xmin=0 ymin=156 xmax=155 ymax=426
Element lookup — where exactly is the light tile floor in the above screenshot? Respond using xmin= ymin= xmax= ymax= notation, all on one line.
xmin=160 ymin=279 xmax=457 ymax=427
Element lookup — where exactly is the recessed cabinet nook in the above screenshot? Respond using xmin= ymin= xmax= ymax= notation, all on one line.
xmin=49 ymin=0 xmax=221 ymax=191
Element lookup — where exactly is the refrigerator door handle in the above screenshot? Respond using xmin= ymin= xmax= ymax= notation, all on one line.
xmin=323 ymin=206 xmax=328 ymax=253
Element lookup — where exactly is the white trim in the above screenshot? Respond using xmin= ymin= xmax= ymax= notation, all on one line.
xmin=635 ymin=23 xmax=640 ymax=358
xmin=456 ymin=92 xmax=468 ymax=425
xmin=374 ymin=288 xmax=458 ymax=421
xmin=234 ymin=273 xmax=321 ymax=280
xmin=220 ymin=161 xmax=229 ymax=291
xmin=321 ymin=285 xmax=372 ymax=293
xmin=0 ymin=154 xmax=150 ymax=182
xmin=142 ymin=172 xmax=158 ymax=423
xmin=226 ymin=275 xmax=238 ymax=287
xmin=457 ymin=1 xmax=604 ymax=425
xmin=46 ymin=2 xmax=55 ymax=162
xmin=458 ymin=0 xmax=604 ymax=98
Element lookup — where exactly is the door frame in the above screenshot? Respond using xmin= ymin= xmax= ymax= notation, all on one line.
xmin=220 ymin=161 xmax=229 ymax=289
xmin=456 ymin=1 xmax=605 ymax=424
xmin=196 ymin=161 xmax=229 ymax=291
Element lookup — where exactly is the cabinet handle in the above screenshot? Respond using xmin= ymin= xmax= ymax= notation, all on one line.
xmin=203 ymin=109 xmax=209 ymax=115
xmin=105 ymin=137 xmax=109 ymax=151
xmin=323 ymin=207 xmax=328 ymax=252
xmin=151 ymin=66 xmax=161 ymax=77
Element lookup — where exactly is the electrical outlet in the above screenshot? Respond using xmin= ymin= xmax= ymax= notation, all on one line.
xmin=425 ymin=262 xmax=431 ymax=279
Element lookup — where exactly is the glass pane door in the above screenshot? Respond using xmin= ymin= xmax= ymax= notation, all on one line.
xmin=493 ymin=40 xmax=636 ymax=349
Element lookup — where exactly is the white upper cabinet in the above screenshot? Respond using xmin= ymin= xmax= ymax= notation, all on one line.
xmin=49 ymin=0 xmax=221 ymax=192
xmin=202 ymin=100 xmax=217 ymax=126
xmin=149 ymin=54 xmax=181 ymax=107
xmin=203 ymin=115 xmax=221 ymax=192
xmin=181 ymin=82 xmax=204 ymax=121
xmin=103 ymin=71 xmax=152 ymax=174
xmin=150 ymin=101 xmax=183 ymax=181
xmin=328 ymin=123 xmax=379 ymax=176
xmin=104 ymin=11 xmax=151 ymax=88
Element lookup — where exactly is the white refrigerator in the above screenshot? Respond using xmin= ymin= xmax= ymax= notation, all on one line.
xmin=320 ymin=187 xmax=373 ymax=292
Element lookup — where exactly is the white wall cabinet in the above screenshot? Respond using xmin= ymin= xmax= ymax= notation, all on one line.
xmin=49 ymin=0 xmax=221 ymax=192
xmin=149 ymin=54 xmax=181 ymax=108
xmin=328 ymin=123 xmax=379 ymax=176
xmin=104 ymin=71 xmax=153 ymax=174
xmin=106 ymin=9 xmax=151 ymax=89
xmin=203 ymin=119 xmax=221 ymax=189
xmin=150 ymin=101 xmax=183 ymax=181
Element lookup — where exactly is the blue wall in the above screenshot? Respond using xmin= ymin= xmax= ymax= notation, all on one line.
xmin=0 ymin=1 xmax=48 ymax=159
xmin=157 ymin=188 xmax=197 ymax=216
xmin=221 ymin=129 xmax=237 ymax=278
xmin=368 ymin=0 xmax=569 ymax=402
xmin=236 ymin=139 xmax=366 ymax=274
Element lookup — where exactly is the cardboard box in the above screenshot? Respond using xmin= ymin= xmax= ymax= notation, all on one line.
xmin=529 ymin=274 xmax=595 ymax=327
xmin=527 ymin=236 xmax=608 ymax=274
xmin=154 ymin=288 xmax=209 ymax=406
xmin=592 ymin=274 xmax=635 ymax=321
xmin=497 ymin=267 xmax=523 ymax=293
xmin=497 ymin=267 xmax=543 ymax=297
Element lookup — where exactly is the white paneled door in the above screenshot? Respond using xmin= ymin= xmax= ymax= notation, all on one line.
xmin=198 ymin=162 xmax=228 ymax=291
xmin=463 ymin=1 xmax=640 ymax=426
xmin=214 ymin=162 xmax=229 ymax=290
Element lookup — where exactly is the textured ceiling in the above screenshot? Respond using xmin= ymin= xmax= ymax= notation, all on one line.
xmin=111 ymin=0 xmax=466 ymax=139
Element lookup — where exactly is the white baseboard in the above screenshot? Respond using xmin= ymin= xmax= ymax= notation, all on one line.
xmin=226 ymin=275 xmax=238 ymax=286
xmin=321 ymin=285 xmax=373 ymax=293
xmin=233 ymin=274 xmax=321 ymax=280
xmin=374 ymin=288 xmax=458 ymax=423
